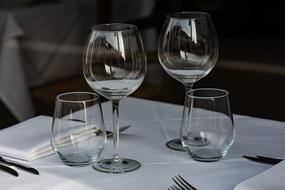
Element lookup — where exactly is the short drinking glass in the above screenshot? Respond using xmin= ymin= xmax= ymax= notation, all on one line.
xmin=51 ymin=92 xmax=107 ymax=166
xmin=180 ymin=88 xmax=235 ymax=161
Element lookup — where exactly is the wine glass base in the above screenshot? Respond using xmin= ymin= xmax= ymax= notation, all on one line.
xmin=166 ymin=139 xmax=185 ymax=151
xmin=93 ymin=158 xmax=141 ymax=174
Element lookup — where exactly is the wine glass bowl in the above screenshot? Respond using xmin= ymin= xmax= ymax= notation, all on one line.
xmin=158 ymin=11 xmax=218 ymax=87
xmin=158 ymin=12 xmax=219 ymax=151
xmin=83 ymin=23 xmax=146 ymax=101
xmin=82 ymin=23 xmax=147 ymax=173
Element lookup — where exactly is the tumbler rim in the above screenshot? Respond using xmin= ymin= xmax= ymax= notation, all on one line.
xmin=186 ymin=88 xmax=229 ymax=99
xmin=91 ymin=23 xmax=138 ymax=32
xmin=56 ymin=91 xmax=100 ymax=103
xmin=166 ymin=11 xmax=210 ymax=20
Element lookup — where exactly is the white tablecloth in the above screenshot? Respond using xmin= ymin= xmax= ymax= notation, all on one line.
xmin=0 ymin=97 xmax=284 ymax=189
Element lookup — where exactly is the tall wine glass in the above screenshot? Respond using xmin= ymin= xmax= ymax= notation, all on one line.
xmin=158 ymin=12 xmax=219 ymax=151
xmin=82 ymin=23 xmax=147 ymax=173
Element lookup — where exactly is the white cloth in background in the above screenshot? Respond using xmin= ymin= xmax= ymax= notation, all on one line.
xmin=0 ymin=1 xmax=98 ymax=121
xmin=0 ymin=11 xmax=35 ymax=120
xmin=13 ymin=2 xmax=96 ymax=85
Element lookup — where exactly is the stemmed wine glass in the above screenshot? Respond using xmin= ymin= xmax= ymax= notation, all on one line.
xmin=82 ymin=23 xmax=147 ymax=173
xmin=158 ymin=12 xmax=219 ymax=151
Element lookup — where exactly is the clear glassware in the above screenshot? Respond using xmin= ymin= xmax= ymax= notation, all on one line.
xmin=158 ymin=12 xmax=219 ymax=151
xmin=181 ymin=88 xmax=235 ymax=161
xmin=51 ymin=92 xmax=107 ymax=166
xmin=82 ymin=23 xmax=147 ymax=173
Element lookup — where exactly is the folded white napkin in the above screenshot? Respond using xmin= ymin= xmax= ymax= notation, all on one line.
xmin=234 ymin=160 xmax=285 ymax=190
xmin=0 ymin=116 xmax=54 ymax=161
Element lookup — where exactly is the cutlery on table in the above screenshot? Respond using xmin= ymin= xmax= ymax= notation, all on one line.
xmin=169 ymin=175 xmax=197 ymax=190
xmin=67 ymin=118 xmax=131 ymax=137
xmin=106 ymin=124 xmax=131 ymax=137
xmin=0 ymin=163 xmax=18 ymax=177
xmin=0 ymin=156 xmax=39 ymax=175
xmin=243 ymin=155 xmax=283 ymax=165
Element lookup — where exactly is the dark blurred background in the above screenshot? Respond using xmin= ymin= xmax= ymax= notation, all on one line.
xmin=1 ymin=0 xmax=284 ymax=128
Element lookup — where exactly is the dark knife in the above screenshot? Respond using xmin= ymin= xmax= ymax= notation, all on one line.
xmin=0 ymin=163 xmax=18 ymax=177
xmin=0 ymin=156 xmax=39 ymax=175
xmin=243 ymin=155 xmax=283 ymax=165
xmin=256 ymin=155 xmax=283 ymax=164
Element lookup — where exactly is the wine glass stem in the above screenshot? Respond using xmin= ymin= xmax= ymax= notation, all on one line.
xmin=112 ymin=100 xmax=120 ymax=162
xmin=185 ymin=84 xmax=194 ymax=94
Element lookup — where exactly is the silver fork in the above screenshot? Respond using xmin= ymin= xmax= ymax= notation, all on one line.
xmin=169 ymin=185 xmax=179 ymax=190
xmin=169 ymin=175 xmax=197 ymax=190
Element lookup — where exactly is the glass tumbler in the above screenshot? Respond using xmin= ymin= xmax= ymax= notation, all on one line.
xmin=180 ymin=88 xmax=235 ymax=161
xmin=51 ymin=92 xmax=107 ymax=166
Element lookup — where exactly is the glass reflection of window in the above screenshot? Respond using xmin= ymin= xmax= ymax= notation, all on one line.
xmin=117 ymin=32 xmax=126 ymax=61
xmin=105 ymin=32 xmax=126 ymax=60
xmin=103 ymin=32 xmax=126 ymax=76
xmin=191 ymin=20 xmax=197 ymax=44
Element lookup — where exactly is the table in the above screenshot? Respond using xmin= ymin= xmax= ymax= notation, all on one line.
xmin=1 ymin=97 xmax=285 ymax=189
